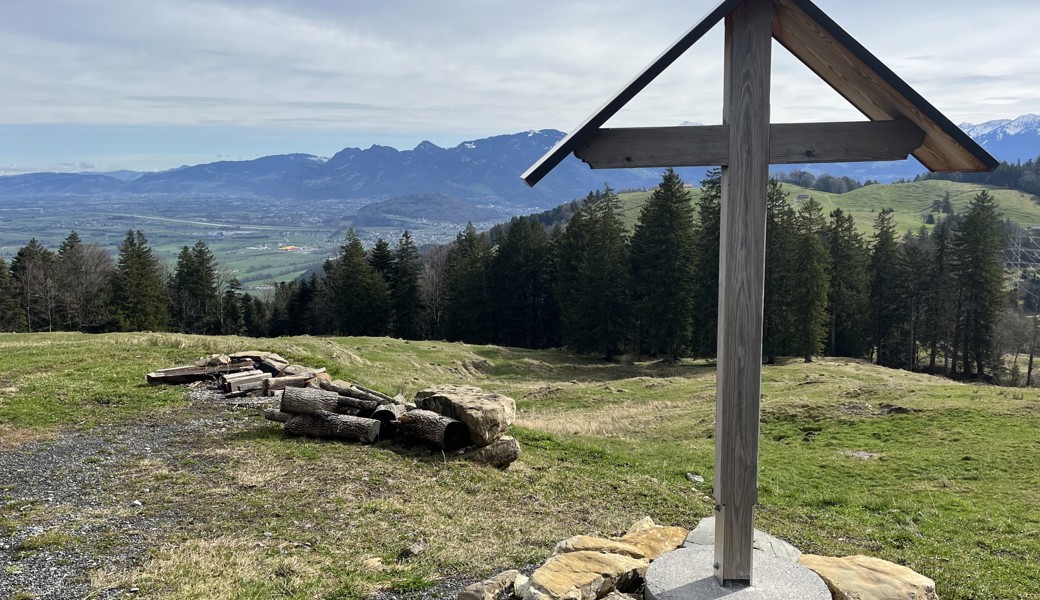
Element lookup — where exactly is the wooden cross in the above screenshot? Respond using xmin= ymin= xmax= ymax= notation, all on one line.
xmin=523 ymin=0 xmax=994 ymax=586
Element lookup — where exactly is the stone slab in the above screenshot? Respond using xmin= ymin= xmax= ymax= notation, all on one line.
xmin=684 ymin=517 xmax=802 ymax=561
xmin=645 ymin=546 xmax=829 ymax=600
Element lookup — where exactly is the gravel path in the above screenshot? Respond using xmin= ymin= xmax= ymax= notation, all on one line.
xmin=0 ymin=390 xmax=258 ymax=600
xmin=0 ymin=387 xmax=519 ymax=600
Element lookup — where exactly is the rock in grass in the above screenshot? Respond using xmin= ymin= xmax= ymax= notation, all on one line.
xmin=457 ymin=569 xmax=521 ymax=600
xmin=414 ymin=384 xmax=515 ymax=447
xmin=520 ymin=551 xmax=648 ymax=600
xmin=798 ymin=554 xmax=940 ymax=600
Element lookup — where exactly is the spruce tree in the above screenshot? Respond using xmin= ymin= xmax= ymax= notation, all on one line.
xmin=895 ymin=230 xmax=933 ymax=370
xmin=556 ymin=186 xmax=631 ymax=358
xmin=369 ymin=238 xmax=395 ymax=287
xmin=0 ymin=257 xmax=22 ymax=332
xmin=443 ymin=223 xmax=492 ymax=343
xmin=763 ymin=181 xmax=796 ymax=363
xmin=324 ymin=230 xmax=389 ymax=336
xmin=489 ymin=217 xmax=558 ymax=348
xmin=952 ymin=191 xmax=1007 ymax=378
xmin=690 ymin=169 xmax=721 ymax=358
xmin=922 ymin=217 xmax=958 ymax=372
xmin=112 ymin=230 xmax=169 ymax=331
xmin=868 ymin=209 xmax=900 ymax=366
xmin=392 ymin=231 xmax=423 ymax=339
xmin=824 ymin=209 xmax=869 ymax=357
xmin=629 ymin=168 xmax=697 ymax=360
xmin=171 ymin=240 xmax=220 ymax=333
xmin=789 ymin=197 xmax=830 ymax=362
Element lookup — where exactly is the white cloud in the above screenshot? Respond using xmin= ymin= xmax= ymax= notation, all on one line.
xmin=0 ymin=0 xmax=1037 ymax=169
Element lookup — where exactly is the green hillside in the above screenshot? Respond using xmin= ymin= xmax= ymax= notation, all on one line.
xmin=1 ymin=332 xmax=1037 ymax=599
xmin=614 ymin=180 xmax=1040 ymax=236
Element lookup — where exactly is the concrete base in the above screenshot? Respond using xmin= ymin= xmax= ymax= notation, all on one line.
xmin=644 ymin=546 xmax=830 ymax=600
xmin=684 ymin=517 xmax=802 ymax=562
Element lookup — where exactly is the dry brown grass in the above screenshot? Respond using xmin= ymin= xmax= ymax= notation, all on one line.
xmin=0 ymin=425 xmax=55 ymax=448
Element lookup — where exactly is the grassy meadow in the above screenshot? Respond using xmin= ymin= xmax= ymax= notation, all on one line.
xmin=0 ymin=332 xmax=1038 ymax=599
xmin=616 ymin=179 xmax=1040 ymax=237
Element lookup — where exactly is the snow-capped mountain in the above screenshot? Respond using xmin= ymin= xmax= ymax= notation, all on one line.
xmin=959 ymin=114 xmax=1040 ymax=162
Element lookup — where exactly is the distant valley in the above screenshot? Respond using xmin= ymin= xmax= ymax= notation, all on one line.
xmin=2 ymin=115 xmax=1038 ymax=288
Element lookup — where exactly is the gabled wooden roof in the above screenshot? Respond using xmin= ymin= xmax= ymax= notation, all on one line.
xmin=522 ymin=0 xmax=997 ymax=187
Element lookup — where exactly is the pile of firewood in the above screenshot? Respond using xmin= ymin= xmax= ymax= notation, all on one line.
xmin=147 ymin=352 xmax=520 ymax=468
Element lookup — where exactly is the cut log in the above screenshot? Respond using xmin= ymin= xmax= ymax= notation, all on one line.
xmin=454 ymin=436 xmax=521 ymax=468
xmin=146 ymin=360 xmax=256 ymax=385
xmin=264 ymin=409 xmax=292 ymax=423
xmin=398 ymin=409 xmax=471 ymax=450
xmin=321 ymin=379 xmax=394 ymax=405
xmin=336 ymin=396 xmax=380 ymax=416
xmin=353 ymin=382 xmax=395 ymax=403
xmin=284 ymin=411 xmax=381 ymax=443
xmin=372 ymin=403 xmax=406 ymax=424
xmin=281 ymin=387 xmax=341 ymax=415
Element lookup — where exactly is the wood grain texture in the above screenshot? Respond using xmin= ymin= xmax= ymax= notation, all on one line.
xmin=715 ymin=0 xmax=771 ymax=585
xmin=771 ymin=0 xmax=992 ymax=172
xmin=574 ymin=120 xmax=925 ymax=168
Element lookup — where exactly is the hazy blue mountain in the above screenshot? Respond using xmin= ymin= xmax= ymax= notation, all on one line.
xmin=2 ymin=118 xmax=1038 ymax=206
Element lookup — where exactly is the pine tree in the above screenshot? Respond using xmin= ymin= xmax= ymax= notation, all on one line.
xmin=0 ymin=257 xmax=22 ymax=332
xmin=952 ymin=191 xmax=1007 ymax=378
xmin=112 ymin=230 xmax=169 ymax=331
xmin=324 ymin=230 xmax=389 ymax=336
xmin=690 ymin=169 xmax=721 ymax=358
xmin=489 ymin=217 xmax=558 ymax=348
xmin=824 ymin=209 xmax=869 ymax=357
xmin=789 ymin=197 xmax=830 ymax=362
xmin=392 ymin=231 xmax=423 ymax=339
xmin=10 ymin=238 xmax=56 ymax=332
xmin=763 ymin=181 xmax=796 ymax=363
xmin=629 ymin=168 xmax=697 ymax=360
xmin=869 ymin=209 xmax=900 ymax=366
xmin=444 ymin=223 xmax=492 ymax=343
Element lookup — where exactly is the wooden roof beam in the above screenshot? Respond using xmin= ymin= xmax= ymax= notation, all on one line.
xmin=574 ymin=120 xmax=925 ymax=168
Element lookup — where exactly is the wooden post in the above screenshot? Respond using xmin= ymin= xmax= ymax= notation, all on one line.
xmin=714 ymin=0 xmax=771 ymax=586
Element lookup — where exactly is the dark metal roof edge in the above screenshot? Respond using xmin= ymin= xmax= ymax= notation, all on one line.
xmin=521 ymin=0 xmax=744 ymax=187
xmin=787 ymin=0 xmax=998 ymax=171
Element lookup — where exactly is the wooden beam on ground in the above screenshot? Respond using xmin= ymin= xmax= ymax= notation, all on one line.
xmin=573 ymin=120 xmax=925 ymax=168
xmin=715 ymin=0 xmax=771 ymax=586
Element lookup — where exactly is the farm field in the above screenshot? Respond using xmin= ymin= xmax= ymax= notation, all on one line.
xmin=0 ymin=332 xmax=1037 ymax=599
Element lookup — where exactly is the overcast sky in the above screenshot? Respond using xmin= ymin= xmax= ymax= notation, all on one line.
xmin=1 ymin=0 xmax=1037 ymax=173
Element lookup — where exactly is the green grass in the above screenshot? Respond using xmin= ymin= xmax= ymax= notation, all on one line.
xmin=1 ymin=333 xmax=1038 ymax=599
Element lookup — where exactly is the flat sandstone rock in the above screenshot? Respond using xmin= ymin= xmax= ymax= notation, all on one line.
xmin=415 ymin=384 xmax=516 ymax=447
xmin=798 ymin=554 xmax=940 ymax=600
xmin=518 ymin=551 xmax=648 ymax=600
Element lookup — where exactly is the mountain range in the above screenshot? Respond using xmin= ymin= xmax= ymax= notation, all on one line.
xmin=2 ymin=115 xmax=1038 ymax=210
